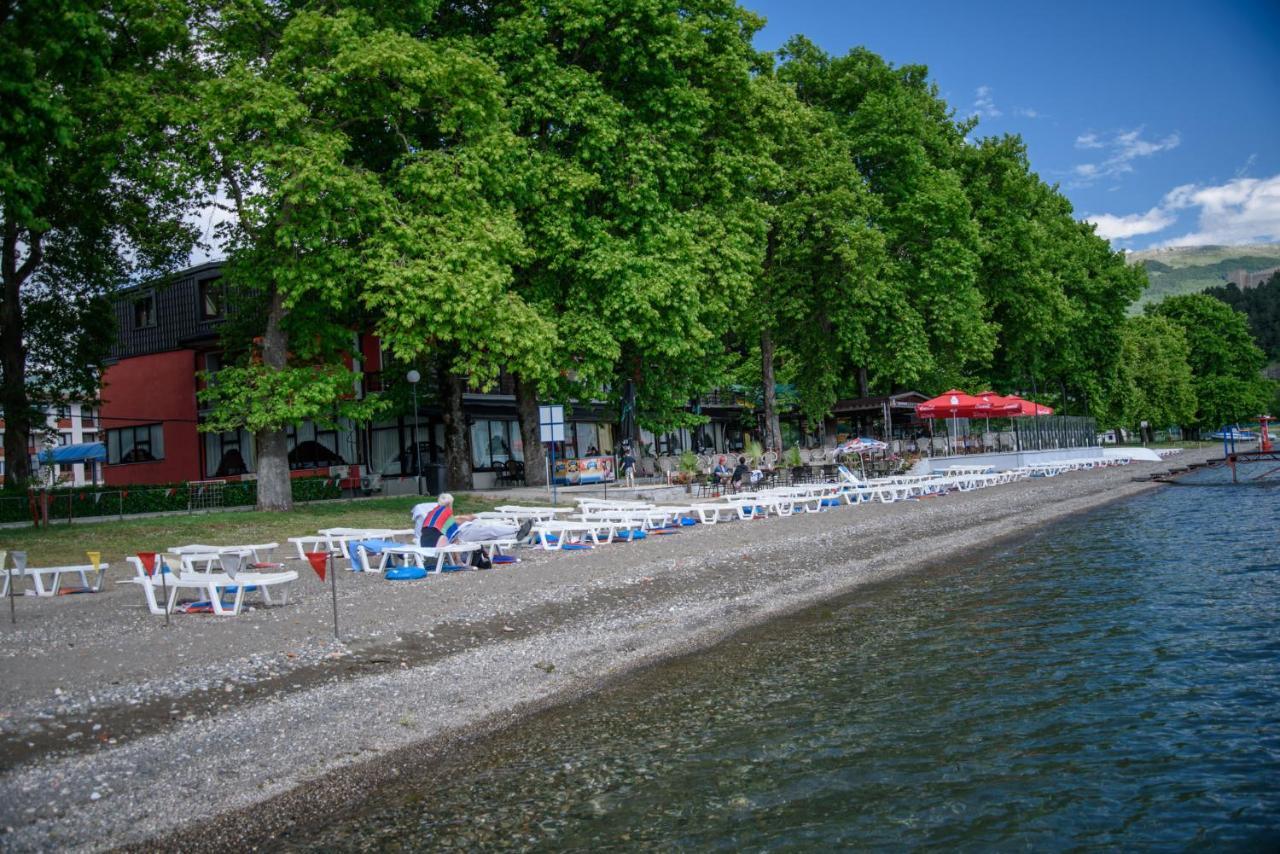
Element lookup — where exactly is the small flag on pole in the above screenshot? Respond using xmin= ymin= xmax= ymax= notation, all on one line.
xmin=137 ymin=552 xmax=158 ymax=576
xmin=304 ymin=552 xmax=327 ymax=582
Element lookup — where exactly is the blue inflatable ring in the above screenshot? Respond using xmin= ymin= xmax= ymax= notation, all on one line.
xmin=385 ymin=566 xmax=427 ymax=581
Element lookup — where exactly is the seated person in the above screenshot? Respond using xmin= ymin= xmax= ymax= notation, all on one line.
xmin=730 ymin=456 xmax=750 ymax=490
xmin=713 ymin=457 xmax=731 ymax=482
xmin=411 ymin=493 xmax=533 ymax=567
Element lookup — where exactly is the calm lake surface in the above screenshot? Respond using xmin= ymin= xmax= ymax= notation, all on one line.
xmin=291 ymin=467 xmax=1279 ymax=851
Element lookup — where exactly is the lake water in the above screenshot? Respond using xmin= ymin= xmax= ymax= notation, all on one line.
xmin=288 ymin=467 xmax=1280 ymax=851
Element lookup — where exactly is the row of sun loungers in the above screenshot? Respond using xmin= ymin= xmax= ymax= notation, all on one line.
xmin=8 ymin=454 xmax=1139 ymax=615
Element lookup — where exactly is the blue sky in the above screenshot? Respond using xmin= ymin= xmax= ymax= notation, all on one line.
xmin=747 ymin=0 xmax=1280 ymax=250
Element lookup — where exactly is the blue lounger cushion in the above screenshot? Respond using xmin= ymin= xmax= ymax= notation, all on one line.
xmin=679 ymin=517 xmax=698 ymax=526
xmin=385 ymin=566 xmax=427 ymax=581
xmin=347 ymin=538 xmax=403 ymax=571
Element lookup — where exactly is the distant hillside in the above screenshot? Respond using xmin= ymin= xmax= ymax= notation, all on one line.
xmin=1128 ymin=244 xmax=1280 ymax=310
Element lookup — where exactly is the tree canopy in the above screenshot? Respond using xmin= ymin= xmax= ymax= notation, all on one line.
xmin=1 ymin=0 xmax=199 ymax=488
xmin=9 ymin=0 xmax=1276 ymax=500
xmin=1147 ymin=294 xmax=1273 ymax=429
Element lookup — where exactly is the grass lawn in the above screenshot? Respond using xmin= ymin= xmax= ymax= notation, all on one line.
xmin=0 ymin=493 xmax=503 ymax=569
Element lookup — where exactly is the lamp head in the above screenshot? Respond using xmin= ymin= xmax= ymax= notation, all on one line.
xmin=406 ymin=369 xmax=421 ymax=384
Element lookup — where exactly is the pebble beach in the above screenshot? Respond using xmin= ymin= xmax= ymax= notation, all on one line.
xmin=0 ymin=452 xmax=1212 ymax=851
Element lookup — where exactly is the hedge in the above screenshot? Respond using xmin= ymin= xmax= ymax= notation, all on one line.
xmin=0 ymin=477 xmax=342 ymax=524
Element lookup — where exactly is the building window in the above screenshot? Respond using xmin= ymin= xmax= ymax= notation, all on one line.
xmin=199 ymin=277 xmax=225 ymax=320
xmin=286 ymin=421 xmax=344 ymax=469
xmin=81 ymin=407 xmax=96 ymax=427
xmin=470 ymin=419 xmax=522 ymax=470
xmin=133 ymin=293 xmax=157 ymax=329
xmin=107 ymin=424 xmax=165 ymax=464
xmin=205 ymin=429 xmax=254 ymax=478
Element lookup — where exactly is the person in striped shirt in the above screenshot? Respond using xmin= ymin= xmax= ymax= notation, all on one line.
xmin=411 ymin=493 xmax=533 ymax=549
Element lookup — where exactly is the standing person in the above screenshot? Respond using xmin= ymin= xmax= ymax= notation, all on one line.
xmin=620 ymin=449 xmax=637 ymax=488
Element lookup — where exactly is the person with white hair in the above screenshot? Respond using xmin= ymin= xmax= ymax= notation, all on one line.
xmin=411 ymin=492 xmax=533 ymax=558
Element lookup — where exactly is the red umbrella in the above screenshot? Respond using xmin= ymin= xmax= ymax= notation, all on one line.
xmin=915 ymin=389 xmax=985 ymax=419
xmin=916 ymin=390 xmax=986 ymax=455
xmin=1000 ymin=395 xmax=1053 ymax=417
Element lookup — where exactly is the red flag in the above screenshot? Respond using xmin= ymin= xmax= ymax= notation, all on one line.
xmin=137 ymin=552 xmax=158 ymax=577
xmin=304 ymin=551 xmax=327 ymax=582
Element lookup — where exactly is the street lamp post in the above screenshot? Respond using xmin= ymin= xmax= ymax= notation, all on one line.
xmin=407 ymin=369 xmax=422 ymax=495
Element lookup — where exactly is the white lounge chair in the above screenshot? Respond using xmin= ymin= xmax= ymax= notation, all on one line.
xmin=1 ymin=562 xmax=110 ymax=597
xmin=122 ymin=556 xmax=298 ymax=616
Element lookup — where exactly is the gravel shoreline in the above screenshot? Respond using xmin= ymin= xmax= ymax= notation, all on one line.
xmin=0 ymin=453 xmax=1211 ymax=851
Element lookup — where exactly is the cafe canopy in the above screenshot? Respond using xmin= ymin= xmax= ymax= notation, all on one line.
xmin=915 ymin=390 xmax=1052 ymax=419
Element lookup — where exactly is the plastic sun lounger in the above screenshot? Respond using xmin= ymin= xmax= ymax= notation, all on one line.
xmin=377 ymin=543 xmax=480 ymax=573
xmin=531 ymin=521 xmax=614 ymax=550
xmin=122 ymin=556 xmax=297 ymax=616
xmin=492 ymin=506 xmax=570 ymax=521
xmin=688 ymin=503 xmax=739 ymax=524
xmin=1 ymin=563 xmax=110 ymax=597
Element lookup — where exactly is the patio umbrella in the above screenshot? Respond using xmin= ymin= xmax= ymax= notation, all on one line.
xmin=999 ymin=395 xmax=1053 ymax=416
xmin=916 ymin=390 xmax=984 ymax=455
xmin=835 ymin=437 xmax=888 ymax=477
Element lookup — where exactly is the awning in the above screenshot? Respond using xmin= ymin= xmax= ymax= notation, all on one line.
xmin=39 ymin=442 xmax=106 ymax=464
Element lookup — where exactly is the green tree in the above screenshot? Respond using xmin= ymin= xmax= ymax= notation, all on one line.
xmin=1206 ymin=272 xmax=1280 ymax=361
xmin=777 ymin=38 xmax=995 ymax=393
xmin=1148 ymin=293 xmax=1274 ymax=429
xmin=750 ymin=75 xmax=891 ymax=443
xmin=194 ymin=4 xmax=551 ymax=505
xmin=446 ymin=0 xmax=767 ymax=470
xmin=1 ymin=0 xmax=198 ymax=488
xmin=1107 ymin=315 xmax=1197 ymax=434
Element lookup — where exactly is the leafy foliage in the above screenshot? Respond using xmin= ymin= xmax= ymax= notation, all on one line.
xmin=0 ymin=0 xmax=200 ymax=487
xmin=1147 ymin=294 xmax=1274 ymax=428
xmin=1106 ymin=316 xmax=1197 ymax=431
xmin=1206 ymin=272 xmax=1280 ymax=361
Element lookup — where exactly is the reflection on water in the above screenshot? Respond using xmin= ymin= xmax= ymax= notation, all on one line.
xmin=289 ymin=469 xmax=1280 ymax=851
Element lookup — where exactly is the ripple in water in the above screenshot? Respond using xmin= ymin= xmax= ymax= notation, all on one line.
xmin=288 ymin=468 xmax=1280 ymax=851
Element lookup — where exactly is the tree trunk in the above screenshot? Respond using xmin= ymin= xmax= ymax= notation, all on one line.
xmin=255 ymin=287 xmax=293 ymax=511
xmin=439 ymin=363 xmax=472 ymax=491
xmin=514 ymin=374 xmax=546 ymax=486
xmin=857 ymin=365 xmax=869 ymax=399
xmin=760 ymin=329 xmax=782 ymax=454
xmin=1 ymin=223 xmax=39 ymax=490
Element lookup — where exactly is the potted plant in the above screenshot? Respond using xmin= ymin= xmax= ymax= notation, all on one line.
xmin=678 ymin=450 xmax=699 ymax=492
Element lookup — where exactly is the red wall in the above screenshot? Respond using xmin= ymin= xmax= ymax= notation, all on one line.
xmin=101 ymin=350 xmax=201 ymax=485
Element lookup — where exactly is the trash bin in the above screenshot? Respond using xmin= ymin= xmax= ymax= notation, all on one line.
xmin=420 ymin=462 xmax=447 ymax=496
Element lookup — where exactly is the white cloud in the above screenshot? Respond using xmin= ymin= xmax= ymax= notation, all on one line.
xmin=1084 ymin=173 xmax=1280 ymax=248
xmin=1016 ymin=107 xmax=1040 ymax=119
xmin=1071 ymin=126 xmax=1180 ymax=185
xmin=1086 ymin=207 xmax=1177 ymax=240
xmin=970 ymin=85 xmax=1002 ymax=119
xmin=1158 ymin=174 xmax=1280 ymax=246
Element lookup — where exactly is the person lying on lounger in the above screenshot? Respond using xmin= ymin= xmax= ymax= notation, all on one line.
xmin=411 ymin=493 xmax=533 ymax=567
